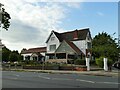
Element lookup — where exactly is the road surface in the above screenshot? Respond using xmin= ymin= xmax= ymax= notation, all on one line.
xmin=2 ymin=71 xmax=119 ymax=88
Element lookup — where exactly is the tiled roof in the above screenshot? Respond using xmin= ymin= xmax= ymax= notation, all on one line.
xmin=21 ymin=47 xmax=46 ymax=54
xmin=53 ymin=31 xmax=63 ymax=42
xmin=65 ymin=40 xmax=84 ymax=55
xmin=53 ymin=28 xmax=90 ymax=42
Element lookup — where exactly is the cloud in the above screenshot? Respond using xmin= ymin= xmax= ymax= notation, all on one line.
xmin=65 ymin=2 xmax=81 ymax=8
xmin=97 ymin=12 xmax=104 ymax=16
xmin=0 ymin=0 xmax=81 ymax=52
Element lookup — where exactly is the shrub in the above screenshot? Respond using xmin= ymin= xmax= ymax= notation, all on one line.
xmin=44 ymin=62 xmax=60 ymax=66
xmin=95 ymin=57 xmax=104 ymax=68
xmin=74 ymin=58 xmax=85 ymax=65
xmin=107 ymin=59 xmax=113 ymax=67
xmin=95 ymin=56 xmax=113 ymax=68
xmin=9 ymin=53 xmax=19 ymax=62
xmin=90 ymin=60 xmax=96 ymax=66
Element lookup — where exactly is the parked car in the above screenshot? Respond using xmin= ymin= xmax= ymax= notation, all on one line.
xmin=112 ymin=61 xmax=120 ymax=69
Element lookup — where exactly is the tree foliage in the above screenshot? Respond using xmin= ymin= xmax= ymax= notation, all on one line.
xmin=0 ymin=3 xmax=11 ymax=30
xmin=95 ymin=56 xmax=104 ymax=68
xmin=9 ymin=52 xmax=19 ymax=62
xmin=2 ymin=46 xmax=23 ymax=62
xmin=96 ymin=56 xmax=113 ymax=68
xmin=92 ymin=32 xmax=118 ymax=62
xmin=2 ymin=46 xmax=11 ymax=62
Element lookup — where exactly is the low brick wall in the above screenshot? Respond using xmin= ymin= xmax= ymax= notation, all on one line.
xmin=75 ymin=67 xmax=87 ymax=71
xmin=23 ymin=65 xmax=87 ymax=71
xmin=23 ymin=66 xmax=42 ymax=69
xmin=74 ymin=65 xmax=87 ymax=71
xmin=59 ymin=66 xmax=74 ymax=70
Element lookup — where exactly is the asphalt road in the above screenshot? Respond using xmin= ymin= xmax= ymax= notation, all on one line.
xmin=2 ymin=71 xmax=119 ymax=88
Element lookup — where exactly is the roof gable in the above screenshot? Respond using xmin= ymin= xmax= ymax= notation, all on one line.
xmin=46 ymin=30 xmax=61 ymax=43
xmin=55 ymin=40 xmax=75 ymax=54
xmin=65 ymin=40 xmax=84 ymax=55
xmin=55 ymin=40 xmax=84 ymax=55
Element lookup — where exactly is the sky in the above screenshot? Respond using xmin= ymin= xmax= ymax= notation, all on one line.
xmin=0 ymin=0 xmax=118 ymax=52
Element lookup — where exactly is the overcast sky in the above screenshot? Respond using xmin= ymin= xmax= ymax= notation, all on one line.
xmin=0 ymin=0 xmax=118 ymax=52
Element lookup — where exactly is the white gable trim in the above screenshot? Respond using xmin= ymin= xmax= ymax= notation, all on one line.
xmin=46 ymin=31 xmax=60 ymax=43
xmin=86 ymin=32 xmax=92 ymax=41
xmin=46 ymin=31 xmax=53 ymax=43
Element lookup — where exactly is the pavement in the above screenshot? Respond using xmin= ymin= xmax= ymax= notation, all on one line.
xmin=2 ymin=68 xmax=119 ymax=77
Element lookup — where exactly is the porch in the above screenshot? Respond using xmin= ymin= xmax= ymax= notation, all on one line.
xmin=45 ymin=52 xmax=77 ymax=64
xmin=23 ymin=53 xmax=45 ymax=63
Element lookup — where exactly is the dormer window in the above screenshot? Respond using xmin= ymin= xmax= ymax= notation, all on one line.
xmin=51 ymin=37 xmax=55 ymax=41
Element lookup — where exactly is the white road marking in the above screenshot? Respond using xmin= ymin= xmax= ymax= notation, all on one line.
xmin=38 ymin=75 xmax=50 ymax=80
xmin=97 ymin=82 xmax=120 ymax=85
xmin=52 ymin=78 xmax=72 ymax=81
xmin=37 ymin=75 xmax=118 ymax=85
xmin=10 ymin=78 xmax=18 ymax=80
xmin=76 ymin=79 xmax=95 ymax=83
xmin=15 ymin=75 xmax=20 ymax=77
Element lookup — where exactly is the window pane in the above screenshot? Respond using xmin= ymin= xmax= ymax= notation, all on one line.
xmin=50 ymin=45 xmax=56 ymax=51
xmin=51 ymin=37 xmax=55 ymax=41
xmin=87 ymin=42 xmax=91 ymax=49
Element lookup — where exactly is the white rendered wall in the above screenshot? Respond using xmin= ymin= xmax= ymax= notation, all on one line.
xmin=21 ymin=53 xmax=32 ymax=60
xmin=72 ymin=40 xmax=86 ymax=55
xmin=72 ymin=32 xmax=92 ymax=55
xmin=47 ymin=32 xmax=60 ymax=53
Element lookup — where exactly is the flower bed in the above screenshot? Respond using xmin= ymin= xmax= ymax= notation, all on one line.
xmin=74 ymin=65 xmax=87 ymax=71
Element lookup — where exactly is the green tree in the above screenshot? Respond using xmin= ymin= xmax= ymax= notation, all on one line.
xmin=13 ymin=50 xmax=23 ymax=61
xmin=2 ymin=46 xmax=11 ymax=62
xmin=92 ymin=32 xmax=118 ymax=62
xmin=9 ymin=50 xmax=23 ymax=62
xmin=96 ymin=56 xmax=113 ymax=68
xmin=9 ymin=51 xmax=19 ymax=62
xmin=0 ymin=3 xmax=11 ymax=30
xmin=95 ymin=56 xmax=104 ymax=68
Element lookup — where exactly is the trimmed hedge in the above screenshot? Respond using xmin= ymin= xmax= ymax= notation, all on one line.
xmin=74 ymin=59 xmax=86 ymax=65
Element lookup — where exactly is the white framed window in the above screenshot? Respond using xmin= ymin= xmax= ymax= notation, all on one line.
xmin=51 ymin=37 xmax=55 ymax=41
xmin=87 ymin=42 xmax=92 ymax=49
xmin=49 ymin=44 xmax=56 ymax=51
